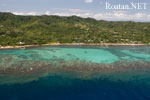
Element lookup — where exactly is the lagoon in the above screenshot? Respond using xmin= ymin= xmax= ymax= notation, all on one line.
xmin=0 ymin=45 xmax=150 ymax=100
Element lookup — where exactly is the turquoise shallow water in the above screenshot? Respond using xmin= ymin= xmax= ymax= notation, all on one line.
xmin=0 ymin=45 xmax=150 ymax=83
xmin=0 ymin=46 xmax=150 ymax=64
xmin=0 ymin=46 xmax=150 ymax=100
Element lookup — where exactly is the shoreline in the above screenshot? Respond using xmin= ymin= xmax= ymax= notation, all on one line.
xmin=0 ymin=43 xmax=149 ymax=49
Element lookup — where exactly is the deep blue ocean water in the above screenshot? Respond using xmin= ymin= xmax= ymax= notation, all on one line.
xmin=0 ymin=46 xmax=150 ymax=100
xmin=1 ymin=75 xmax=150 ymax=100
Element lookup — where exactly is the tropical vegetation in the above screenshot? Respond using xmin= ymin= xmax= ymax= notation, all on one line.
xmin=0 ymin=12 xmax=150 ymax=46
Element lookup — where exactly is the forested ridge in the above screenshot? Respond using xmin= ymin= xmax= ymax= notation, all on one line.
xmin=0 ymin=12 xmax=150 ymax=46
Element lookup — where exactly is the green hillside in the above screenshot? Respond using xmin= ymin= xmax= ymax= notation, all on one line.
xmin=0 ymin=12 xmax=150 ymax=46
